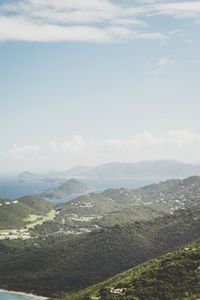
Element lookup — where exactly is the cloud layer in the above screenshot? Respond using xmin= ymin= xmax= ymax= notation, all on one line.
xmin=0 ymin=0 xmax=200 ymax=43
xmin=1 ymin=130 xmax=200 ymax=171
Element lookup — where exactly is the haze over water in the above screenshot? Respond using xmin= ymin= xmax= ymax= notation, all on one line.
xmin=0 ymin=177 xmax=159 ymax=200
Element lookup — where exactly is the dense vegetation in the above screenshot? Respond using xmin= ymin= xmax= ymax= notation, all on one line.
xmin=41 ymin=176 xmax=200 ymax=235
xmin=0 ymin=206 xmax=199 ymax=296
xmin=63 ymin=241 xmax=200 ymax=300
xmin=0 ymin=195 xmax=53 ymax=229
xmin=1 ymin=175 xmax=200 ymax=234
xmin=0 ymin=176 xmax=200 ymax=298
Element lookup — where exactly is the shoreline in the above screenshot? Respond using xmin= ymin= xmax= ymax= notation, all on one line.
xmin=0 ymin=289 xmax=48 ymax=300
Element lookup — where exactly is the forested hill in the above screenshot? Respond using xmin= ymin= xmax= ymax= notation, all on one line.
xmin=61 ymin=175 xmax=200 ymax=215
xmin=0 ymin=205 xmax=199 ymax=296
xmin=40 ymin=178 xmax=89 ymax=200
xmin=0 ymin=195 xmax=53 ymax=229
xmin=54 ymin=176 xmax=200 ymax=234
xmin=64 ymin=241 xmax=200 ymax=300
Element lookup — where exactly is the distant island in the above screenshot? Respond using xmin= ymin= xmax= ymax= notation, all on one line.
xmin=17 ymin=171 xmax=42 ymax=180
xmin=17 ymin=160 xmax=200 ymax=180
xmin=40 ymin=178 xmax=89 ymax=200
xmin=65 ymin=160 xmax=200 ymax=178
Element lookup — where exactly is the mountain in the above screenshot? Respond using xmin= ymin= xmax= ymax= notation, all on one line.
xmin=0 ymin=195 xmax=53 ymax=229
xmin=63 ymin=160 xmax=200 ymax=179
xmin=18 ymin=160 xmax=200 ymax=180
xmin=40 ymin=178 xmax=89 ymax=200
xmin=64 ymin=241 xmax=200 ymax=300
xmin=62 ymin=165 xmax=93 ymax=177
xmin=46 ymin=166 xmax=93 ymax=178
xmin=0 ymin=205 xmax=199 ymax=295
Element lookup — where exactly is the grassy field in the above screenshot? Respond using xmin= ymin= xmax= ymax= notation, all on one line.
xmin=0 ymin=210 xmax=56 ymax=237
xmin=25 ymin=209 xmax=56 ymax=229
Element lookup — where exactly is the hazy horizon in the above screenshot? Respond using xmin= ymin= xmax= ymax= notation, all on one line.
xmin=1 ymin=159 xmax=200 ymax=176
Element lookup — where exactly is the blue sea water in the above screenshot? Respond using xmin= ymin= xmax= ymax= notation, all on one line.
xmin=0 ymin=176 xmax=161 ymax=200
xmin=81 ymin=177 xmax=159 ymax=192
xmin=0 ymin=292 xmax=36 ymax=300
xmin=0 ymin=177 xmax=59 ymax=199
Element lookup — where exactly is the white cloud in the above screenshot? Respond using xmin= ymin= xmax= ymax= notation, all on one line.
xmin=2 ymin=130 xmax=200 ymax=171
xmin=184 ymin=39 xmax=196 ymax=45
xmin=147 ymin=57 xmax=176 ymax=73
xmin=0 ymin=16 xmax=112 ymax=43
xmin=151 ymin=2 xmax=200 ymax=19
xmin=0 ymin=15 xmax=166 ymax=43
xmin=50 ymin=130 xmax=200 ymax=165
xmin=1 ymin=0 xmax=193 ymax=43
xmin=10 ymin=144 xmax=43 ymax=160
xmin=0 ymin=152 xmax=8 ymax=159
xmin=1 ymin=0 xmax=121 ymax=24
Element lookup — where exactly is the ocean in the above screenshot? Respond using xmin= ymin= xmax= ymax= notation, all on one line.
xmin=0 ymin=292 xmax=38 ymax=300
xmin=0 ymin=177 xmax=59 ymax=199
xmin=0 ymin=176 xmax=161 ymax=200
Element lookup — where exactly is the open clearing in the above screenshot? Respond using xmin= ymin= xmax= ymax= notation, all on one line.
xmin=25 ymin=210 xmax=56 ymax=229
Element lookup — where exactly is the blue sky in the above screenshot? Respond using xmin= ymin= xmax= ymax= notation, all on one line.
xmin=0 ymin=0 xmax=200 ymax=172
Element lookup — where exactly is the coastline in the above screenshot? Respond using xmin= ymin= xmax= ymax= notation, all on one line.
xmin=0 ymin=289 xmax=48 ymax=300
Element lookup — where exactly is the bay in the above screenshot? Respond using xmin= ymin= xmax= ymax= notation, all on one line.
xmin=0 ymin=176 xmax=161 ymax=200
xmin=0 ymin=291 xmax=45 ymax=300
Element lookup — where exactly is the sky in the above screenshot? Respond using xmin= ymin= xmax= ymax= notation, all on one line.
xmin=0 ymin=0 xmax=200 ymax=173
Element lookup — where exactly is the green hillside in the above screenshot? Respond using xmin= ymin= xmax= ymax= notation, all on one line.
xmin=63 ymin=241 xmax=200 ymax=300
xmin=53 ymin=176 xmax=200 ymax=235
xmin=0 ymin=195 xmax=53 ymax=229
xmin=16 ymin=175 xmax=200 ymax=237
xmin=0 ymin=206 xmax=199 ymax=296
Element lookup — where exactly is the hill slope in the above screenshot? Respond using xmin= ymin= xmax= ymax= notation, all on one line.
xmin=64 ymin=241 xmax=200 ymax=300
xmin=0 ymin=195 xmax=53 ymax=229
xmin=54 ymin=176 xmax=200 ymax=234
xmin=0 ymin=206 xmax=199 ymax=296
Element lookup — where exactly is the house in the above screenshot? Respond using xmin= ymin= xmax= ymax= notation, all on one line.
xmin=110 ymin=288 xmax=127 ymax=295
xmin=19 ymin=228 xmax=28 ymax=233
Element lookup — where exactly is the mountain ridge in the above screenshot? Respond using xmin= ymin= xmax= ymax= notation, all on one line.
xmin=17 ymin=160 xmax=200 ymax=179
xmin=80 ymin=160 xmax=200 ymax=178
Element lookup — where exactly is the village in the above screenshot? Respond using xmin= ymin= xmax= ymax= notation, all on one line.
xmin=0 ymin=228 xmax=31 ymax=240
